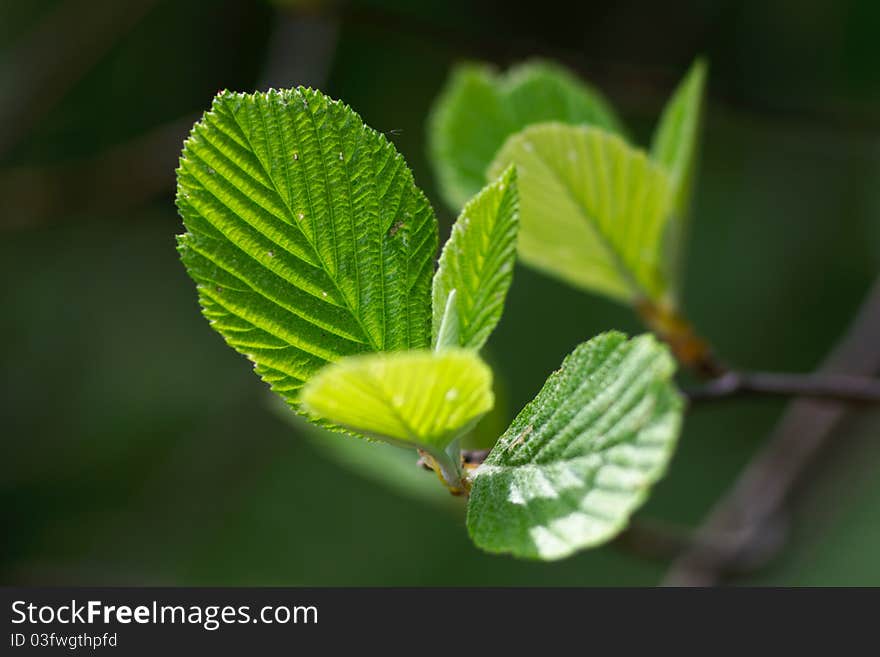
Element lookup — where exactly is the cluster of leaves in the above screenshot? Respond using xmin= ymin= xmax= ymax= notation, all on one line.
xmin=176 ymin=59 xmax=699 ymax=559
xmin=430 ymin=59 xmax=706 ymax=308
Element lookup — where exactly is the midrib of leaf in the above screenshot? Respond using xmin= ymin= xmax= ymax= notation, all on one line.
xmin=317 ymin=103 xmax=367 ymax=334
xmin=284 ymin=96 xmax=376 ymax=348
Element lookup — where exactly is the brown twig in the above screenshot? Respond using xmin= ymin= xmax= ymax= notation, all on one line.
xmin=612 ymin=519 xmax=780 ymax=565
xmin=686 ymin=370 xmax=880 ymax=405
xmin=663 ymin=276 xmax=880 ymax=585
xmin=636 ymin=300 xmax=726 ymax=379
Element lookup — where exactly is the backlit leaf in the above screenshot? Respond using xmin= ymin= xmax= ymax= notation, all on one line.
xmin=651 ymin=59 xmax=708 ymax=291
xmin=651 ymin=58 xmax=707 ymax=218
xmin=177 ymin=88 xmax=438 ymax=412
xmin=300 ymin=349 xmax=494 ymax=451
xmin=488 ymin=124 xmax=674 ymax=303
xmin=432 ymin=165 xmax=519 ymax=351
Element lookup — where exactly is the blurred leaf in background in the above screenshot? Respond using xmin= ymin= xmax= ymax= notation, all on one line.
xmin=428 ymin=60 xmax=623 ymax=209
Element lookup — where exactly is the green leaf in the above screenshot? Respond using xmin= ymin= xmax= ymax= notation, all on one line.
xmin=299 ymin=348 xmax=494 ymax=452
xmin=176 ymin=88 xmax=438 ymax=411
xmin=466 ymin=332 xmax=683 ymax=560
xmin=428 ymin=60 xmax=625 ymax=210
xmin=432 ymin=165 xmax=519 ymax=351
xmin=651 ymin=58 xmax=707 ymax=217
xmin=651 ymin=59 xmax=708 ymax=291
xmin=488 ymin=124 xmax=674 ymax=304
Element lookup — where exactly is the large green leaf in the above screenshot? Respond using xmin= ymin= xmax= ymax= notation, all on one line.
xmin=176 ymin=88 xmax=438 ymax=410
xmin=488 ymin=124 xmax=674 ymax=304
xmin=432 ymin=165 xmax=519 ymax=351
xmin=299 ymin=349 xmax=493 ymax=452
xmin=428 ymin=60 xmax=625 ymax=210
xmin=651 ymin=59 xmax=707 ymax=291
xmin=466 ymin=332 xmax=682 ymax=560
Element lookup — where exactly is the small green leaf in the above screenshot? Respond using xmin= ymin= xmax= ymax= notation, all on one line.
xmin=651 ymin=59 xmax=708 ymax=292
xmin=432 ymin=165 xmax=519 ymax=351
xmin=299 ymin=349 xmax=494 ymax=452
xmin=651 ymin=58 xmax=707 ymax=217
xmin=489 ymin=124 xmax=674 ymax=304
xmin=466 ymin=332 xmax=683 ymax=560
xmin=429 ymin=60 xmax=625 ymax=210
xmin=176 ymin=88 xmax=438 ymax=412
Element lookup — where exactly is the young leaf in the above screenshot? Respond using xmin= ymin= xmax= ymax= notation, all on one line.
xmin=176 ymin=88 xmax=438 ymax=411
xmin=488 ymin=124 xmax=674 ymax=304
xmin=466 ymin=332 xmax=682 ymax=560
xmin=432 ymin=165 xmax=519 ymax=351
xmin=651 ymin=59 xmax=707 ymax=293
xmin=299 ymin=349 xmax=494 ymax=452
xmin=651 ymin=58 xmax=707 ymax=219
xmin=428 ymin=60 xmax=625 ymax=210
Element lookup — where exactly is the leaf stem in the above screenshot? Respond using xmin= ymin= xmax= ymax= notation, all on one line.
xmin=687 ymin=370 xmax=880 ymax=405
xmin=635 ymin=299 xmax=725 ymax=378
xmin=419 ymin=441 xmax=468 ymax=496
xmin=637 ymin=299 xmax=880 ymax=406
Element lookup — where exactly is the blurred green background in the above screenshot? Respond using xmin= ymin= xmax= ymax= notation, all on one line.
xmin=2 ymin=0 xmax=879 ymax=586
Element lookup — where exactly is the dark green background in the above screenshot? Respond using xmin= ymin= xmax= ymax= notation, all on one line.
xmin=2 ymin=0 xmax=878 ymax=585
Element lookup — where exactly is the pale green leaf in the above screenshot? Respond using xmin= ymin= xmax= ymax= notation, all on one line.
xmin=176 ymin=88 xmax=438 ymax=411
xmin=467 ymin=332 xmax=683 ymax=560
xmin=651 ymin=59 xmax=707 ymax=292
xmin=428 ymin=60 xmax=625 ymax=209
xmin=651 ymin=58 xmax=707 ymax=217
xmin=432 ymin=165 xmax=519 ymax=351
xmin=299 ymin=349 xmax=494 ymax=451
xmin=489 ymin=124 xmax=675 ymax=303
